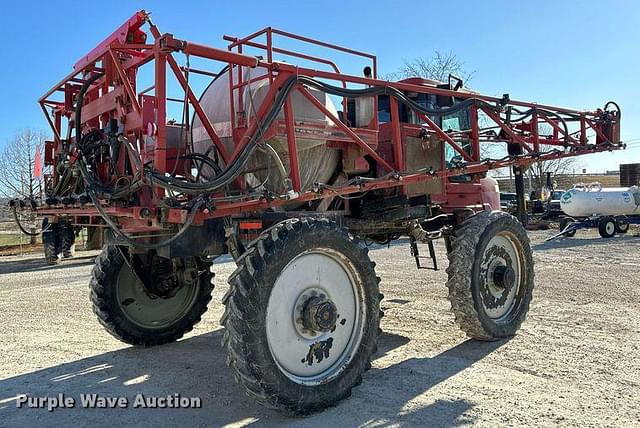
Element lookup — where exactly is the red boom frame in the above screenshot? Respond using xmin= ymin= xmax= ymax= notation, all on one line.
xmin=37 ymin=11 xmax=623 ymax=233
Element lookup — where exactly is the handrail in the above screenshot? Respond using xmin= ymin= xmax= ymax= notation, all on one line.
xmin=224 ymin=27 xmax=377 ymax=77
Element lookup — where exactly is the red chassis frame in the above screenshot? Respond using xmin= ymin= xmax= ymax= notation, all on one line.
xmin=37 ymin=11 xmax=623 ymax=233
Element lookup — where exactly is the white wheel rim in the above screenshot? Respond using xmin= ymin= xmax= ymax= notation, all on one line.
xmin=115 ymin=263 xmax=200 ymax=329
xmin=606 ymin=222 xmax=615 ymax=235
xmin=266 ymin=249 xmax=365 ymax=385
xmin=479 ymin=232 xmax=522 ymax=320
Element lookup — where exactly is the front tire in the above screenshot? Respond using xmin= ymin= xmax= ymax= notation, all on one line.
xmin=221 ymin=218 xmax=381 ymax=414
xmin=446 ymin=211 xmax=534 ymax=340
xmin=90 ymin=246 xmax=214 ymax=346
xmin=598 ymin=217 xmax=616 ymax=238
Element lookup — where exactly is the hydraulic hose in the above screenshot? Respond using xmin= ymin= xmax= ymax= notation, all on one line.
xmin=75 ymin=72 xmax=104 ymax=150
xmin=604 ymin=101 xmax=621 ymax=119
xmin=11 ymin=205 xmax=48 ymax=236
xmin=74 ymin=73 xmax=144 ymax=199
xmin=87 ymin=189 xmax=204 ymax=250
xmin=148 ymin=74 xmax=504 ymax=195
xmin=71 ymin=72 xmax=607 ymax=248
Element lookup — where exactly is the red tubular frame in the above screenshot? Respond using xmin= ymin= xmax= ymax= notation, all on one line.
xmin=37 ymin=10 xmax=623 ymax=230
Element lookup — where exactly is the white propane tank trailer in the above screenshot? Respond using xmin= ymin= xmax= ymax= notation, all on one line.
xmin=547 ymin=183 xmax=640 ymax=240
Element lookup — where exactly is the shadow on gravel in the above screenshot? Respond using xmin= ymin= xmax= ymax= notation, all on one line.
xmin=0 ymin=330 xmax=505 ymax=427
xmin=532 ymin=234 xmax=639 ymax=251
xmin=361 ymin=338 xmax=509 ymax=426
xmin=0 ymin=254 xmax=96 ymax=275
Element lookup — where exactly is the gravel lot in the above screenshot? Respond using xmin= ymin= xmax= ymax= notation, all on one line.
xmin=0 ymin=229 xmax=639 ymax=427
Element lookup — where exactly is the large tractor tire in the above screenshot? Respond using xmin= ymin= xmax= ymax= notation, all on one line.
xmin=61 ymin=224 xmax=76 ymax=259
xmin=446 ymin=210 xmax=534 ymax=340
xmin=42 ymin=220 xmax=62 ymax=265
xmin=221 ymin=218 xmax=382 ymax=414
xmin=90 ymin=246 xmax=214 ymax=346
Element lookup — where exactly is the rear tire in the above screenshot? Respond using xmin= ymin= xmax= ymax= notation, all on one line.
xmin=598 ymin=217 xmax=616 ymax=238
xmin=221 ymin=218 xmax=381 ymax=414
xmin=615 ymin=219 xmax=629 ymax=234
xmin=90 ymin=246 xmax=214 ymax=346
xmin=446 ymin=211 xmax=534 ymax=340
xmin=42 ymin=220 xmax=61 ymax=265
xmin=61 ymin=224 xmax=76 ymax=258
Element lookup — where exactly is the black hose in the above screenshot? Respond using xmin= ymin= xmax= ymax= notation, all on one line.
xmin=72 ymin=73 xmax=194 ymax=249
xmin=75 ymin=73 xmax=104 ymax=149
xmin=87 ymin=189 xmax=204 ymax=249
xmin=11 ymin=205 xmax=48 ymax=236
xmin=70 ymin=71 xmax=609 ymax=248
xmin=74 ymin=74 xmax=144 ymax=199
xmin=604 ymin=101 xmax=621 ymax=119
xmin=149 ymin=74 xmax=504 ymax=195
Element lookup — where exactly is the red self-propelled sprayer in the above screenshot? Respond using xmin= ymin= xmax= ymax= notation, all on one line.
xmin=14 ymin=10 xmax=623 ymax=413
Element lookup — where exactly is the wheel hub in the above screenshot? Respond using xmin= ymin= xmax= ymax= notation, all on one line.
xmin=479 ymin=233 xmax=522 ymax=320
xmin=302 ymin=296 xmax=338 ymax=332
xmin=294 ymin=287 xmax=339 ymax=337
xmin=116 ymin=256 xmax=202 ymax=329
xmin=267 ymin=249 xmax=364 ymax=385
xmin=493 ymin=265 xmax=515 ymax=289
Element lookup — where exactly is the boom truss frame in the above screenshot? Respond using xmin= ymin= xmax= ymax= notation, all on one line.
xmin=37 ymin=10 xmax=623 ymax=231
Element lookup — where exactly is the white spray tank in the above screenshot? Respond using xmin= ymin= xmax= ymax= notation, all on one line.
xmin=190 ymin=66 xmax=340 ymax=195
xmin=560 ymin=182 xmax=640 ymax=217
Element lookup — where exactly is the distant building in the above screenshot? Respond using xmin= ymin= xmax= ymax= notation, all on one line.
xmin=620 ymin=163 xmax=640 ymax=187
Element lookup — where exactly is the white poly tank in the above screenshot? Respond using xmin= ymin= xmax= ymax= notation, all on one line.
xmin=560 ymin=183 xmax=640 ymax=217
xmin=191 ymin=66 xmax=340 ymax=194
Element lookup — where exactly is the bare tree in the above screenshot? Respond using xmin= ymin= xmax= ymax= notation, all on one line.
xmin=527 ymin=153 xmax=578 ymax=191
xmin=0 ymin=201 xmax=11 ymax=222
xmin=0 ymin=128 xmax=46 ymax=200
xmin=526 ymin=124 xmax=578 ymax=191
xmin=385 ymin=51 xmax=475 ymax=83
xmin=0 ymin=129 xmax=47 ymax=244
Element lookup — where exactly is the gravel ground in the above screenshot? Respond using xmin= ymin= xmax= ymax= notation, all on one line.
xmin=0 ymin=229 xmax=639 ymax=427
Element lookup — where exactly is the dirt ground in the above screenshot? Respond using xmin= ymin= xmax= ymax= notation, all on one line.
xmin=0 ymin=229 xmax=638 ymax=427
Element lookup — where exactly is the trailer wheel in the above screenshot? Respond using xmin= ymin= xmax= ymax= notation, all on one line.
xmin=221 ymin=218 xmax=381 ymax=414
xmin=42 ymin=219 xmax=62 ymax=265
xmin=615 ymin=219 xmax=629 ymax=234
xmin=446 ymin=211 xmax=534 ymax=340
xmin=598 ymin=217 xmax=616 ymax=238
xmin=90 ymin=246 xmax=214 ymax=346
xmin=559 ymin=217 xmax=576 ymax=237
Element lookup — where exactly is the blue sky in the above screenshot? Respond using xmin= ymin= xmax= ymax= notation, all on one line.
xmin=1 ymin=0 xmax=639 ymax=172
